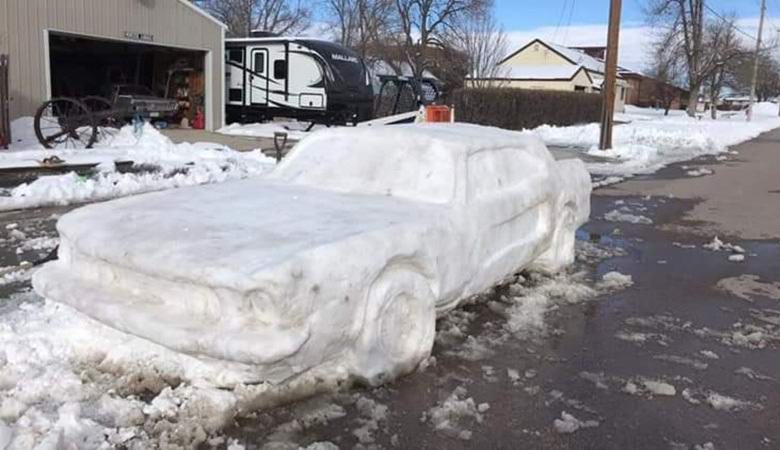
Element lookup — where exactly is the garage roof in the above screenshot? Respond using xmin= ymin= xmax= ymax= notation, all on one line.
xmin=178 ymin=0 xmax=227 ymax=30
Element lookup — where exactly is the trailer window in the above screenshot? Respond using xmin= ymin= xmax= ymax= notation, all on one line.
xmin=228 ymin=50 xmax=243 ymax=64
xmin=274 ymin=60 xmax=288 ymax=80
xmin=254 ymin=52 xmax=265 ymax=74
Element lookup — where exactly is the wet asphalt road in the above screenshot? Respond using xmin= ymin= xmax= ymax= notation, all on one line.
xmin=0 ymin=153 xmax=778 ymax=449
xmin=218 ymin=187 xmax=779 ymax=450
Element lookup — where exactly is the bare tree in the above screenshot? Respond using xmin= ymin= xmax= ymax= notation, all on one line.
xmin=646 ymin=0 xmax=709 ymax=116
xmin=323 ymin=0 xmax=395 ymax=60
xmin=393 ymin=0 xmax=489 ymax=80
xmin=703 ymin=18 xmax=745 ymax=118
xmin=198 ymin=0 xmax=311 ymax=37
xmin=647 ymin=42 xmax=684 ymax=115
xmin=445 ymin=10 xmax=509 ymax=88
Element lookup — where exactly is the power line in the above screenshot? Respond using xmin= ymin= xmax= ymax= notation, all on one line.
xmin=702 ymin=3 xmax=760 ymax=41
xmin=562 ymin=0 xmax=577 ymax=44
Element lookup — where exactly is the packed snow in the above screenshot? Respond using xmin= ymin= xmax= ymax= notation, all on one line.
xmin=33 ymin=123 xmax=591 ymax=385
xmin=531 ymin=102 xmax=780 ymax=178
xmin=716 ymin=274 xmax=780 ymax=301
xmin=0 ymin=119 xmax=275 ymax=211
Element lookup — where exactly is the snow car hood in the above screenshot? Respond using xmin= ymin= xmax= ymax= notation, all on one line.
xmin=56 ymin=177 xmax=440 ymax=290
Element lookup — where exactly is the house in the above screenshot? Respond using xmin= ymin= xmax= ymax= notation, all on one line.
xmin=468 ymin=38 xmax=628 ymax=112
xmin=620 ymin=70 xmax=689 ymax=110
xmin=0 ymin=0 xmax=226 ymax=131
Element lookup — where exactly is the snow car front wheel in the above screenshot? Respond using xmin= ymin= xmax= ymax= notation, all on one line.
xmin=352 ymin=270 xmax=436 ymax=386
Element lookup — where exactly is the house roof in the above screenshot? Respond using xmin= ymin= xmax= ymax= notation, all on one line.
xmin=499 ymin=38 xmax=608 ymax=75
xmin=503 ymin=65 xmax=585 ymax=80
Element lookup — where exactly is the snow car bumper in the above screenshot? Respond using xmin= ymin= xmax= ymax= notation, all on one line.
xmin=32 ymin=263 xmax=311 ymax=366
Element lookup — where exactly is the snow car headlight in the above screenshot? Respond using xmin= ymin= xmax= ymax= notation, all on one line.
xmin=244 ymin=289 xmax=282 ymax=324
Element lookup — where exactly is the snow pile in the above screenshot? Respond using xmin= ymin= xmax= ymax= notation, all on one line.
xmin=218 ymin=121 xmax=325 ymax=140
xmin=553 ymin=411 xmax=599 ymax=434
xmin=421 ymin=386 xmax=486 ymax=440
xmin=531 ymin=103 xmax=780 ymax=177
xmin=0 ymin=122 xmax=275 ymax=211
xmin=717 ymin=275 xmax=780 ymax=301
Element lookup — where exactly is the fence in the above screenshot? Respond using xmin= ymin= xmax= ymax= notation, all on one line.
xmin=0 ymin=55 xmax=9 ymax=149
xmin=447 ymin=87 xmax=602 ymax=131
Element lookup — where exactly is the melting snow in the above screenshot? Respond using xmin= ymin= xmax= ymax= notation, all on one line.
xmin=422 ymin=386 xmax=485 ymax=440
xmin=604 ymin=209 xmax=653 ymax=225
xmin=553 ymin=411 xmax=599 ymax=434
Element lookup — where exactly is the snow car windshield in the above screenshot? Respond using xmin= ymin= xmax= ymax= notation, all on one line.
xmin=273 ymin=135 xmax=457 ymax=204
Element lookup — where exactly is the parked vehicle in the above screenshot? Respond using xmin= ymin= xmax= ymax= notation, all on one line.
xmin=109 ymin=84 xmax=178 ymax=119
xmin=225 ymin=37 xmax=374 ymax=125
xmin=32 ymin=124 xmax=591 ymax=385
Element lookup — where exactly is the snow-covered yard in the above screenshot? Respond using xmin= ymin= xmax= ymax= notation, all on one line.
xmin=531 ymin=102 xmax=780 ymax=179
xmin=0 ymin=118 xmax=275 ymax=211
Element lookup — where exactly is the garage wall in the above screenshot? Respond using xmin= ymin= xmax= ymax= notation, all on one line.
xmin=0 ymin=0 xmax=225 ymax=130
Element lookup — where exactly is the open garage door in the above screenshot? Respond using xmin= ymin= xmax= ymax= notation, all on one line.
xmin=48 ymin=33 xmax=208 ymax=127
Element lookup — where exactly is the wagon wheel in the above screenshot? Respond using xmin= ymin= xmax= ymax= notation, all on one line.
xmin=82 ymin=96 xmax=123 ymax=143
xmin=34 ymin=98 xmax=98 ymax=149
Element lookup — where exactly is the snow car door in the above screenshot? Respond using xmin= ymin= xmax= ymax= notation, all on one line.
xmin=466 ymin=148 xmax=554 ymax=287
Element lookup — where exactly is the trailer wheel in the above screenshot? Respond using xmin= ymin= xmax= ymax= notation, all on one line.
xmin=34 ymin=98 xmax=97 ymax=149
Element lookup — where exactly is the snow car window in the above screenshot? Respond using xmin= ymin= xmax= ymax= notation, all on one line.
xmin=273 ymin=136 xmax=456 ymax=204
xmin=468 ymin=148 xmax=539 ymax=200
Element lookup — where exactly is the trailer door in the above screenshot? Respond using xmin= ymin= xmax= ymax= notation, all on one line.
xmin=250 ymin=48 xmax=269 ymax=105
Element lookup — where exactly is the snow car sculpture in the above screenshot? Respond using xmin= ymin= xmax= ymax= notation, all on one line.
xmin=33 ymin=124 xmax=591 ymax=385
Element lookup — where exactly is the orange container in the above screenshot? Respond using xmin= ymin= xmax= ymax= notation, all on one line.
xmin=425 ymin=105 xmax=451 ymax=123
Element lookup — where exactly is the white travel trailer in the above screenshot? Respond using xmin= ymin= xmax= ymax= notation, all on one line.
xmin=225 ymin=37 xmax=375 ymax=125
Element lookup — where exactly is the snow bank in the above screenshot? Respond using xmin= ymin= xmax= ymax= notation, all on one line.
xmin=531 ymin=103 xmax=780 ymax=177
xmin=0 ymin=121 xmax=275 ymax=211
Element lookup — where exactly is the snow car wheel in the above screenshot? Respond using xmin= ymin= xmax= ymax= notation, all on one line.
xmin=352 ymin=270 xmax=436 ymax=386
xmin=534 ymin=204 xmax=577 ymax=273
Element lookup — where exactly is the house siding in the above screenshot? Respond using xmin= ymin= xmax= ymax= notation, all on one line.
xmin=0 ymin=0 xmax=224 ymax=130
xmin=494 ymin=40 xmax=628 ymax=113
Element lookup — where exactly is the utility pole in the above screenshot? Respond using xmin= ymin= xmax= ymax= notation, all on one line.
xmin=599 ymin=0 xmax=622 ymax=150
xmin=748 ymin=0 xmax=766 ymax=122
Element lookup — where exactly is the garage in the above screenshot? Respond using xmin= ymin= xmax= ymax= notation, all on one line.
xmin=49 ymin=33 xmax=207 ymax=126
xmin=0 ymin=0 xmax=226 ymax=131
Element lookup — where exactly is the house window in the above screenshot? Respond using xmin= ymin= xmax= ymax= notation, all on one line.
xmin=274 ymin=60 xmax=288 ymax=80
xmin=620 ymin=87 xmax=625 ymax=100
xmin=228 ymin=49 xmax=243 ymax=64
xmin=574 ymin=86 xmax=586 ymax=92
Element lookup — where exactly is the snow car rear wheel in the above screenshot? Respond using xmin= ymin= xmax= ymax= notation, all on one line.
xmin=352 ymin=270 xmax=436 ymax=386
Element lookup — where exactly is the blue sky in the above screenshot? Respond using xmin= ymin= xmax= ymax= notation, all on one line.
xmin=495 ymin=0 xmax=769 ymax=30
